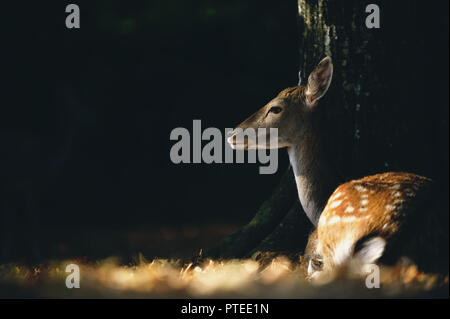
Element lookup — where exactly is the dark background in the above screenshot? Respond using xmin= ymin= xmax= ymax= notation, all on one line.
xmin=1 ymin=1 xmax=448 ymax=261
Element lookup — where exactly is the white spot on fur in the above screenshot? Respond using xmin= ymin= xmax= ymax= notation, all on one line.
xmin=359 ymin=207 xmax=369 ymax=213
xmin=390 ymin=184 xmax=401 ymax=190
xmin=344 ymin=206 xmax=355 ymax=213
xmin=331 ymin=192 xmax=342 ymax=200
xmin=327 ymin=216 xmax=341 ymax=225
xmin=393 ymin=191 xmax=402 ymax=197
xmin=385 ymin=204 xmax=395 ymax=212
xmin=354 ymin=185 xmax=367 ymax=193
xmin=361 ymin=193 xmax=369 ymax=198
xmin=361 ymin=199 xmax=369 ymax=206
xmin=342 ymin=216 xmax=357 ymax=223
xmin=330 ymin=200 xmax=343 ymax=208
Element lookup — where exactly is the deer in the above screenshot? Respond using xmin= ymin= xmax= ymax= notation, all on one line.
xmin=227 ymin=57 xmax=448 ymax=282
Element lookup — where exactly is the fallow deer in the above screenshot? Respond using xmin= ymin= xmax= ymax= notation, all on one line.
xmin=227 ymin=57 xmax=448 ymax=281
xmin=303 ymin=172 xmax=448 ymax=283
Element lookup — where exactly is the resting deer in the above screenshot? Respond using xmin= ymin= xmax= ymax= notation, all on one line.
xmin=227 ymin=57 xmax=448 ymax=282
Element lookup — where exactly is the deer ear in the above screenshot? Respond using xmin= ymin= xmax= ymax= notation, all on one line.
xmin=305 ymin=56 xmax=333 ymax=105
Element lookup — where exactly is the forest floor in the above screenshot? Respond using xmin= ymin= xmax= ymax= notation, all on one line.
xmin=0 ymin=223 xmax=448 ymax=298
xmin=1 ymin=255 xmax=448 ymax=298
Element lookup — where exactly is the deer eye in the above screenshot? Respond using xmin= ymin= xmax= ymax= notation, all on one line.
xmin=311 ymin=257 xmax=323 ymax=270
xmin=269 ymin=106 xmax=282 ymax=114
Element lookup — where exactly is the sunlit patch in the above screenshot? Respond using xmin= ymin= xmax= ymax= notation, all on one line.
xmin=0 ymin=256 xmax=446 ymax=298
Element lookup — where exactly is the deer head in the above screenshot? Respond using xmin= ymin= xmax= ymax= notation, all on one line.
xmin=227 ymin=57 xmax=333 ymax=151
xmin=227 ymin=57 xmax=337 ymax=225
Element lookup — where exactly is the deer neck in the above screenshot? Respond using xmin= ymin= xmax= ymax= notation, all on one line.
xmin=287 ymin=130 xmax=339 ymax=226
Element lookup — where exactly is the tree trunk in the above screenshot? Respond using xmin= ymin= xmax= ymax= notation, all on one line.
xmin=206 ymin=0 xmax=448 ymax=259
